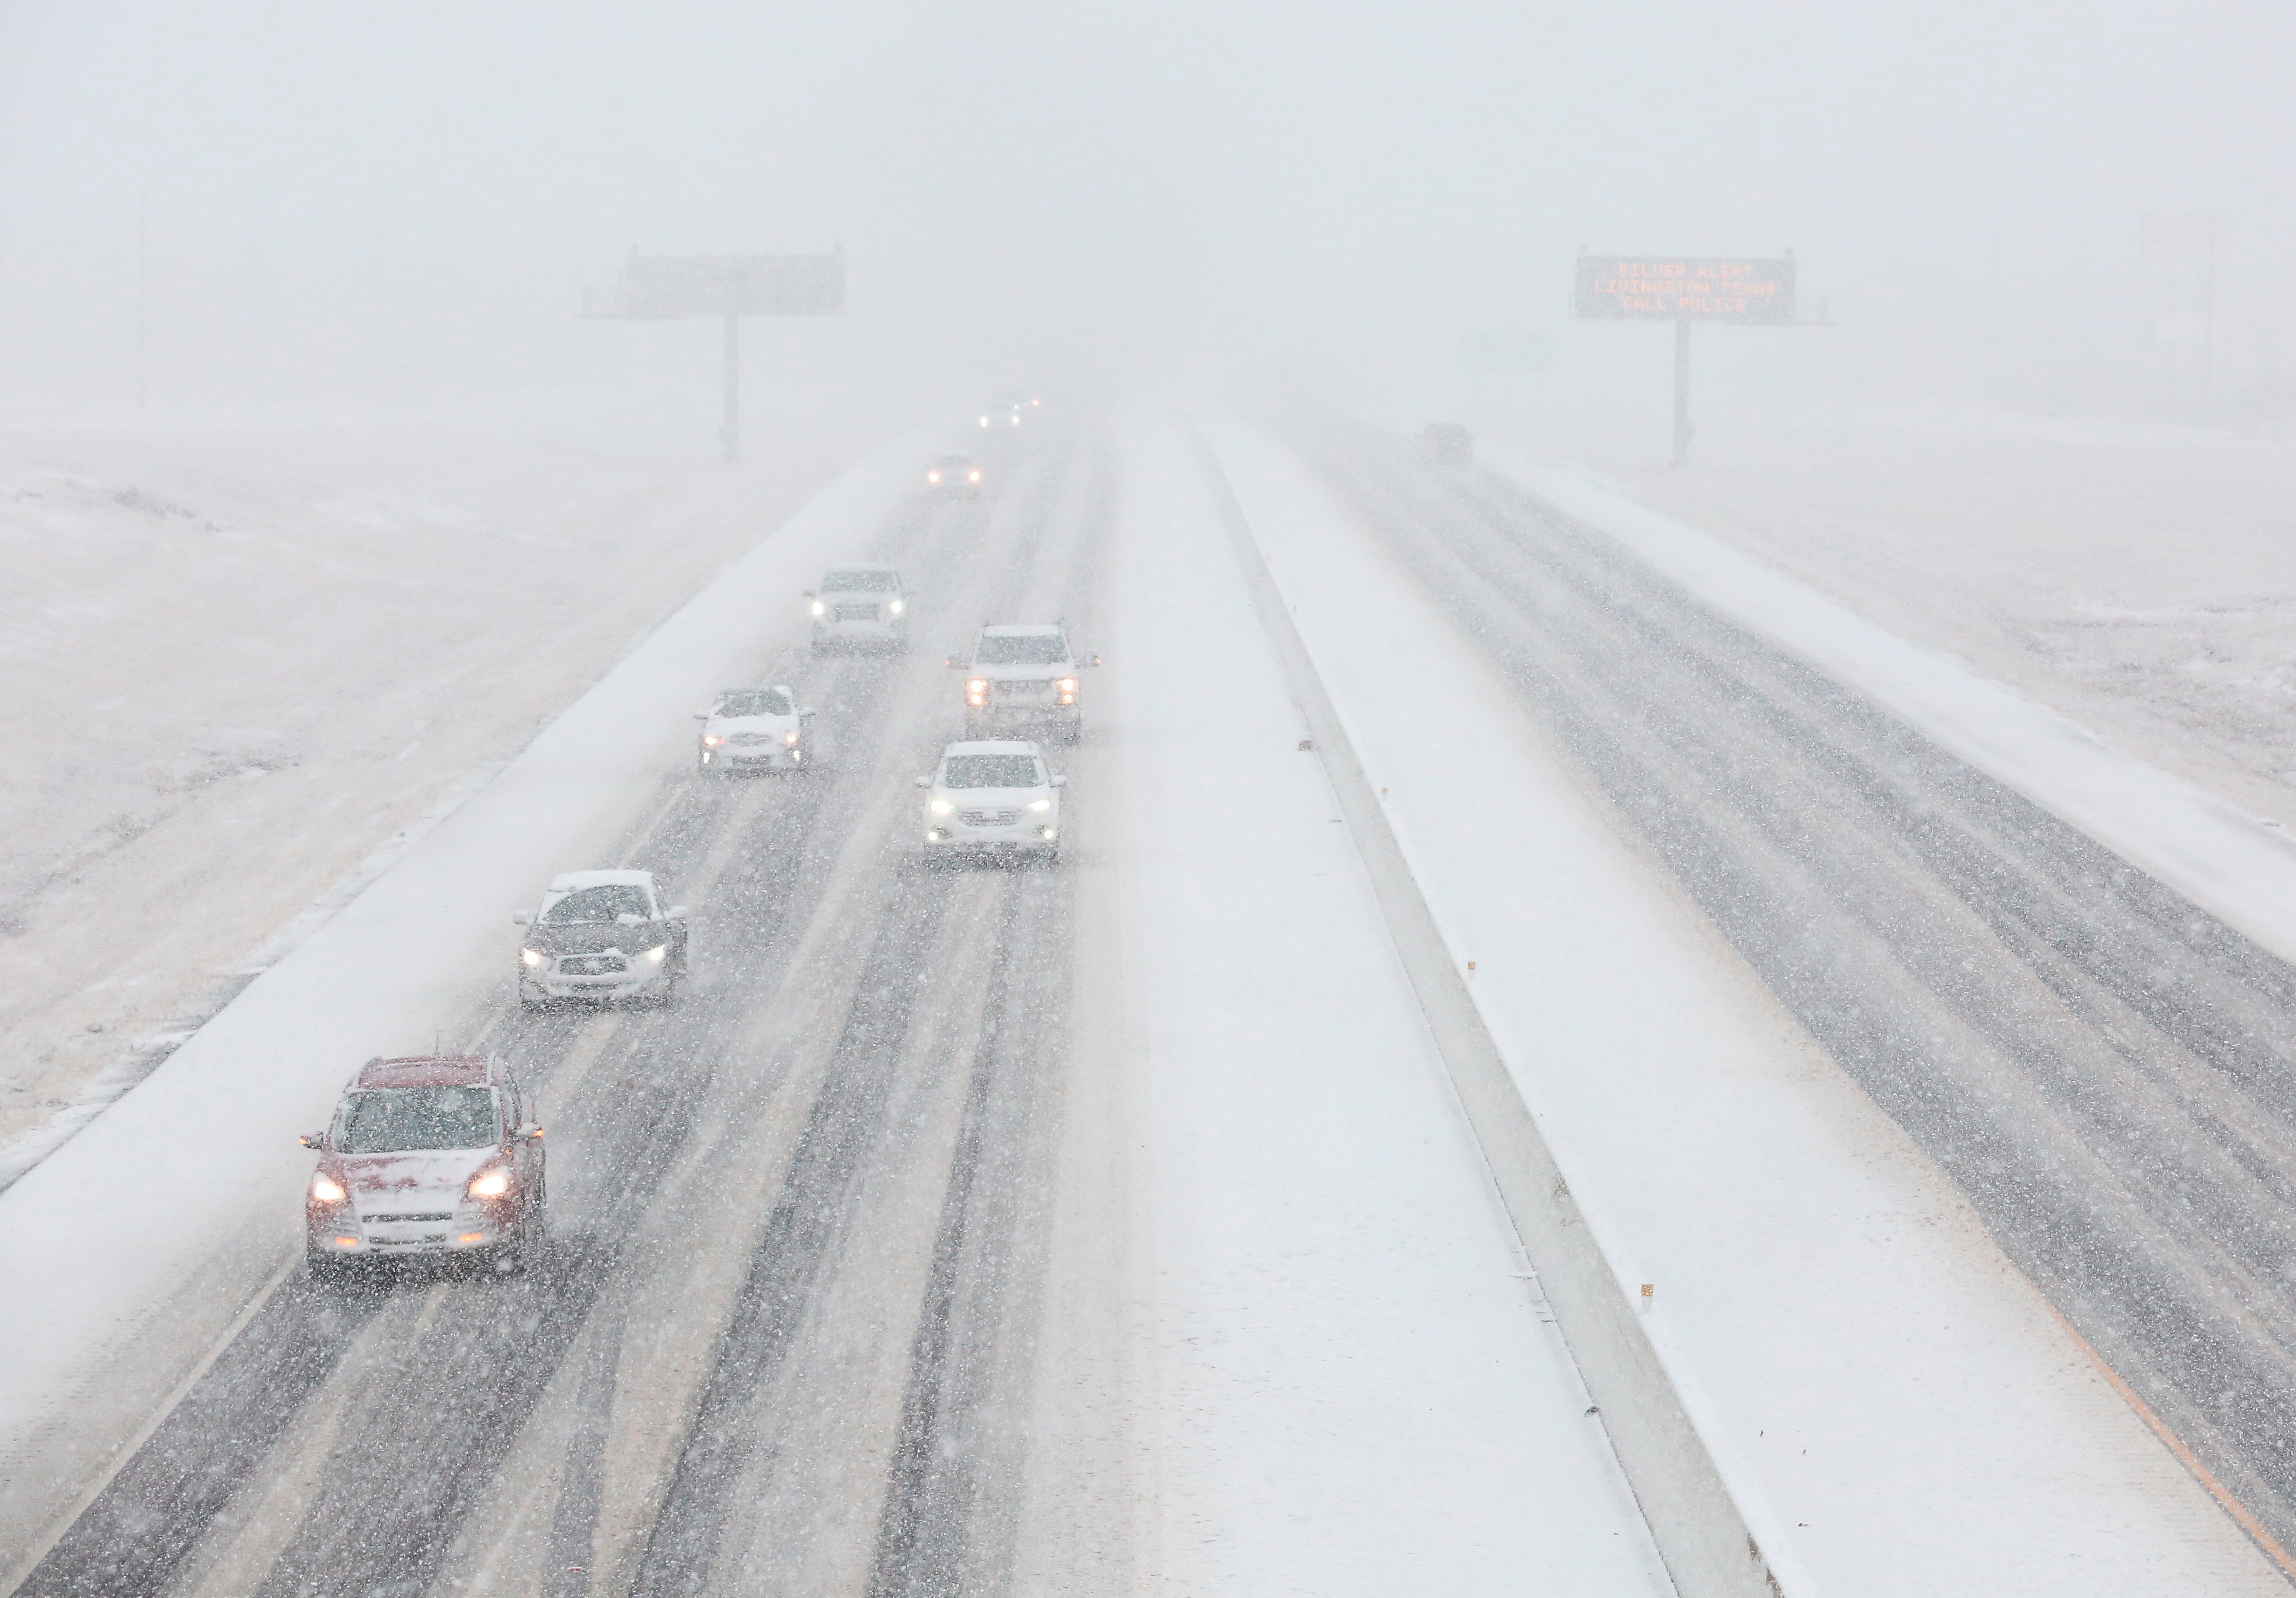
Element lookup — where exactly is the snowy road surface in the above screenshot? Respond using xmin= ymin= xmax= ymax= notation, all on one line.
xmin=1267 ymin=417 xmax=2296 ymax=1578
xmin=3 ymin=413 xmax=1671 ymax=1597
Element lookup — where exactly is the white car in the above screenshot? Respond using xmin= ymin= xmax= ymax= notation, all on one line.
xmin=957 ymin=623 xmax=1095 ymax=743
xmin=808 ymin=564 xmax=910 ymax=650
xmin=925 ymin=453 xmax=982 ymax=497
xmin=513 ymin=870 xmax=689 ymax=1009
xmin=695 ymin=685 xmax=814 ymax=771
xmin=916 ymin=740 xmax=1065 ymax=863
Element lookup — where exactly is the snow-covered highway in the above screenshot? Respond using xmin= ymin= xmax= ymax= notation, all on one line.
xmin=5 ymin=403 xmax=2296 ymax=1597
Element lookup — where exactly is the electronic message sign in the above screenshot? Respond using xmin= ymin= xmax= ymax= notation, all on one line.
xmin=1574 ymin=256 xmax=1795 ymax=324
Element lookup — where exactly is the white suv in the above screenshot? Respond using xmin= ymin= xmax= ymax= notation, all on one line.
xmin=809 ymin=564 xmax=909 ymax=650
xmin=916 ymin=741 xmax=1065 ymax=863
xmin=957 ymin=624 xmax=1094 ymax=743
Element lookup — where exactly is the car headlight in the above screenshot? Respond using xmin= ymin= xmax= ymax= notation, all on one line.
xmin=978 ymin=416 xmax=990 ymax=427
xmin=311 ymin=1174 xmax=346 ymax=1205
xmin=811 ymin=599 xmax=827 ymax=616
xmin=645 ymin=944 xmax=668 ymax=963
xmin=702 ymin=734 xmax=722 ymax=746
xmin=521 ymin=948 xmax=544 ymax=967
xmin=1029 ymin=797 xmax=1052 ymax=812
xmin=1057 ymin=677 xmax=1077 ymax=693
xmin=468 ymin=1168 xmax=511 ymax=1198
xmin=967 ymin=679 xmax=989 ymax=694
xmin=888 ymin=598 xmax=905 ymax=615
xmin=927 ymin=470 xmax=941 ymax=483
xmin=969 ymin=470 xmax=982 ymax=481
xmin=784 ymin=729 xmax=800 ymax=744
xmin=929 ymin=798 xmax=955 ymax=815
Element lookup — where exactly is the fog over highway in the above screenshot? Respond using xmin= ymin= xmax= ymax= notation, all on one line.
xmin=6 ymin=4 xmax=2296 ymax=1597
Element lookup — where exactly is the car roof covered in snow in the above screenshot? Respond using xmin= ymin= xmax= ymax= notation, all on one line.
xmin=940 ymin=739 xmax=1043 ymax=758
xmin=978 ymin=623 xmax=1064 ymax=638
xmin=353 ymin=1054 xmax=496 ymax=1091
xmin=823 ymin=562 xmax=897 ymax=576
xmin=546 ymin=869 xmax=654 ymax=892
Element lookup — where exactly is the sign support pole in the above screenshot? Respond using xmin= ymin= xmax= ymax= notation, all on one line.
xmin=720 ymin=312 xmax=741 ymax=464
xmin=584 ymin=250 xmax=842 ymax=460
xmin=1572 ymin=252 xmax=1801 ymax=469
xmin=1672 ymin=316 xmax=1692 ymax=467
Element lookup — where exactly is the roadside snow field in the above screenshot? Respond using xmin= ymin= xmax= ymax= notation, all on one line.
xmin=0 ymin=427 xmax=930 ymax=1553
xmin=1521 ymin=409 xmax=2296 ymax=835
xmin=1076 ymin=410 xmax=1674 ymax=1594
xmin=0 ymin=418 xmax=879 ymax=1179
xmin=1203 ymin=417 xmax=2288 ymax=1597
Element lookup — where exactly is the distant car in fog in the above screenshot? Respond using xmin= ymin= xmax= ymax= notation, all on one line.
xmin=808 ymin=564 xmax=909 ymax=650
xmin=954 ymin=623 xmax=1095 ymax=743
xmin=695 ymin=684 xmax=814 ymax=770
xmin=513 ymin=869 xmax=688 ymax=1010
xmin=300 ymin=1053 xmax=545 ymax=1277
xmin=916 ymin=739 xmax=1064 ymax=863
xmin=1421 ymin=423 xmax=1474 ymax=465
xmin=979 ymin=391 xmax=1039 ymax=428
xmin=927 ymin=452 xmax=982 ymax=496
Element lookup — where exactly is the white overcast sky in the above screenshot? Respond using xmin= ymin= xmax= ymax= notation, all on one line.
xmin=1 ymin=0 xmax=2290 ymax=416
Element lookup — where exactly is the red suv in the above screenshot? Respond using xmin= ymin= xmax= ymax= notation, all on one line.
xmin=301 ymin=1054 xmax=546 ymax=1277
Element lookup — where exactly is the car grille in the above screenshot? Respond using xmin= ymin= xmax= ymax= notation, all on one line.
xmin=995 ymin=681 xmax=1048 ymax=699
xmin=962 ymin=810 xmax=1021 ymax=827
xmin=729 ymin=733 xmax=776 ymax=746
xmin=365 ymin=1212 xmax=452 ymax=1223
xmin=834 ymin=604 xmax=879 ymax=621
xmin=559 ymin=955 xmax=627 ymax=976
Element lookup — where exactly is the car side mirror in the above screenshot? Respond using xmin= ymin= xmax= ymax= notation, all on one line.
xmin=692 ymin=709 xmax=711 ymax=720
xmin=799 ymin=707 xmax=815 ymax=718
xmin=1050 ymin=774 xmax=1067 ymax=787
xmin=515 ymin=1123 xmax=544 ymax=1142
xmin=511 ymin=910 xmax=532 ymax=926
xmin=1089 ymin=653 xmax=1102 ymax=667
xmin=298 ymin=1132 xmax=324 ymax=1149
xmin=667 ymin=905 xmax=688 ymax=920
xmin=615 ymin=912 xmax=645 ymax=927
xmin=945 ymin=655 xmax=964 ymax=669
xmin=913 ymin=775 xmax=932 ymax=788
xmin=802 ymin=589 xmax=815 ymax=598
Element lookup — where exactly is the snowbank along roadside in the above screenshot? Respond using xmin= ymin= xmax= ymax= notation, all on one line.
xmin=0 ymin=427 xmax=935 ymax=1558
xmin=1200 ymin=414 xmax=2287 ymax=1597
xmin=1491 ymin=448 xmax=2296 ymax=986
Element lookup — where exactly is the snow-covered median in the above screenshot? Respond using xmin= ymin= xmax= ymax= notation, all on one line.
xmin=1071 ymin=407 xmax=1672 ymax=1594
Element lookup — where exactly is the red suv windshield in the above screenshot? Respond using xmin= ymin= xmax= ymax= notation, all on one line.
xmin=336 ymin=1086 xmax=498 ymax=1153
